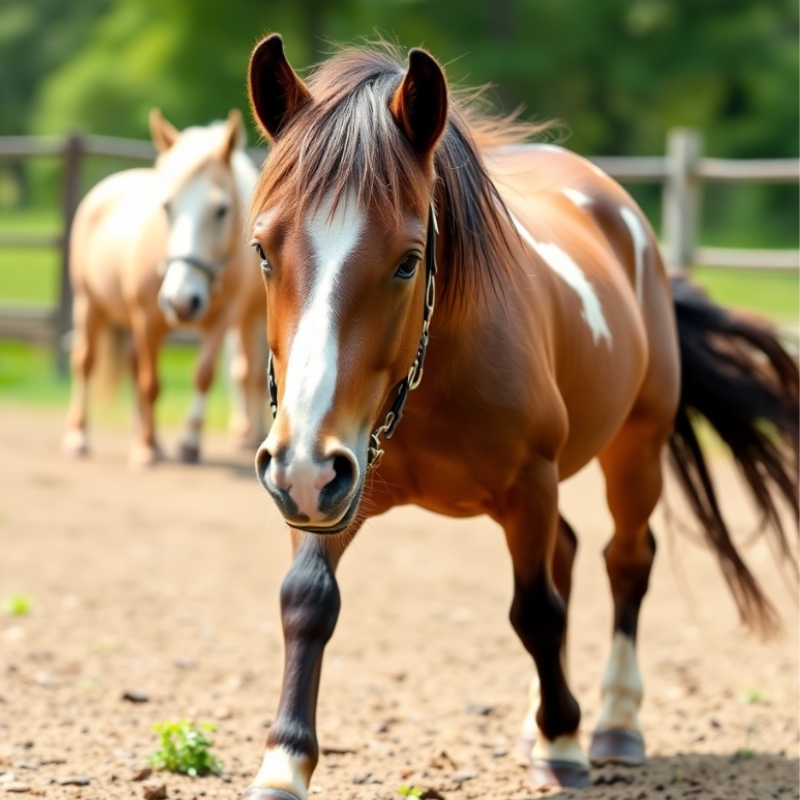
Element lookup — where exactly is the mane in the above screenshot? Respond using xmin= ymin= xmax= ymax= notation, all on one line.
xmin=253 ymin=43 xmax=547 ymax=305
xmin=156 ymin=121 xmax=243 ymax=195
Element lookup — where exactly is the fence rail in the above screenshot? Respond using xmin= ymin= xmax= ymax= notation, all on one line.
xmin=0 ymin=128 xmax=797 ymax=373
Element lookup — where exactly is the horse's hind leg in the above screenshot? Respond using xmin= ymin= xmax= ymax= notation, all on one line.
xmin=517 ymin=515 xmax=577 ymax=762
xmin=589 ymin=413 xmax=672 ymax=766
xmin=62 ymin=292 xmax=103 ymax=457
xmin=504 ymin=460 xmax=588 ymax=789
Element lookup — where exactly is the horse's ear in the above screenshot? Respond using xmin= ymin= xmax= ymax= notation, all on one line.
xmin=149 ymin=108 xmax=179 ymax=153
xmin=390 ymin=48 xmax=448 ymax=157
xmin=248 ymin=34 xmax=311 ymax=140
xmin=218 ymin=109 xmax=245 ymax=162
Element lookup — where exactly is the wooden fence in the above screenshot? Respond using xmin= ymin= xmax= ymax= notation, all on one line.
xmin=0 ymin=128 xmax=797 ymax=374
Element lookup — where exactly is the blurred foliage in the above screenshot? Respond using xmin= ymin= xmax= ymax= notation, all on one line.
xmin=0 ymin=0 xmax=797 ymax=242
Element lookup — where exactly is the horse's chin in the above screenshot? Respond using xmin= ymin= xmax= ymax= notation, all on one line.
xmin=286 ymin=484 xmax=364 ymax=537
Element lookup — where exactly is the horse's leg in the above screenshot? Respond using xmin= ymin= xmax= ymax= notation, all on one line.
xmin=517 ymin=515 xmax=578 ymax=762
xmin=504 ymin=462 xmax=588 ymax=789
xmin=589 ymin=415 xmax=670 ymax=766
xmin=178 ymin=320 xmax=227 ymax=463
xmin=62 ymin=292 xmax=103 ymax=457
xmin=245 ymin=532 xmax=351 ymax=800
xmin=129 ymin=308 xmax=165 ymax=467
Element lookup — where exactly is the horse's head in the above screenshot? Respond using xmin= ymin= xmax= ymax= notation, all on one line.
xmin=151 ymin=109 xmax=245 ymax=323
xmin=248 ymin=36 xmax=448 ymax=532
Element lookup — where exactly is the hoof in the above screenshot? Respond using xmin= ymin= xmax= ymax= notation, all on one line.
xmin=62 ymin=430 xmax=89 ymax=458
xmin=129 ymin=443 xmax=162 ymax=469
xmin=589 ymin=728 xmax=645 ymax=767
xmin=242 ymin=790 xmax=300 ymax=800
xmin=529 ymin=759 xmax=590 ymax=790
xmin=178 ymin=442 xmax=200 ymax=463
xmin=515 ymin=732 xmax=537 ymax=764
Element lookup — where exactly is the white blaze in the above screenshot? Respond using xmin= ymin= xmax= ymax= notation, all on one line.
xmin=620 ymin=206 xmax=648 ymax=305
xmin=282 ymin=192 xmax=364 ymax=452
xmin=509 ymin=211 xmax=612 ymax=347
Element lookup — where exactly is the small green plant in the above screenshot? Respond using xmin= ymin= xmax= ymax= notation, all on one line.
xmin=149 ymin=720 xmax=223 ymax=777
xmin=735 ymin=723 xmax=757 ymax=759
xmin=739 ymin=686 xmax=764 ymax=704
xmin=2 ymin=595 xmax=32 ymax=616
xmin=398 ymin=787 xmax=423 ymax=798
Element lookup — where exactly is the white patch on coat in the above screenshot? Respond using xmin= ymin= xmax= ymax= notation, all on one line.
xmin=596 ymin=632 xmax=643 ymax=733
xmin=509 ymin=211 xmax=612 ymax=346
xmin=181 ymin=392 xmax=206 ymax=449
xmin=251 ymin=746 xmax=310 ymax=800
xmin=532 ymin=732 xmax=588 ymax=767
xmin=620 ymin=206 xmax=648 ymax=305
xmin=562 ymin=188 xmax=592 ymax=208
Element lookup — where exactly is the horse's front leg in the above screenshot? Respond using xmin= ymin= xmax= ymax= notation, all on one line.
xmin=178 ymin=318 xmax=227 ymax=463
xmin=503 ymin=458 xmax=589 ymax=790
xmin=245 ymin=532 xmax=347 ymax=800
xmin=130 ymin=307 xmax=166 ymax=467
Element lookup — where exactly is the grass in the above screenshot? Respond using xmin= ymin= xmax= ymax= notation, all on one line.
xmin=0 ymin=338 xmax=233 ymax=431
xmin=149 ymin=720 xmax=223 ymax=777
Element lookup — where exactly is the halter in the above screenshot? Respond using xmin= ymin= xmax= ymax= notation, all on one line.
xmin=267 ymin=203 xmax=439 ymax=471
xmin=157 ymin=253 xmax=233 ymax=289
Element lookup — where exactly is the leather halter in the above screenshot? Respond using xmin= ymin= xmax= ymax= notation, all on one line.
xmin=267 ymin=203 xmax=439 ymax=471
xmin=157 ymin=253 xmax=232 ymax=288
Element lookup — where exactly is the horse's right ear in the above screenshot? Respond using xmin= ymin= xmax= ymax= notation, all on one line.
xmin=149 ymin=108 xmax=179 ymax=153
xmin=248 ymin=34 xmax=311 ymax=140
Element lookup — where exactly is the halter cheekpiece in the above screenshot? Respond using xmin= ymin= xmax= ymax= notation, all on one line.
xmin=267 ymin=203 xmax=439 ymax=471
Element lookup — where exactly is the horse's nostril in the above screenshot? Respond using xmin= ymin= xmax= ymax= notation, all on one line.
xmin=255 ymin=446 xmax=272 ymax=484
xmin=189 ymin=295 xmax=202 ymax=315
xmin=322 ymin=454 xmax=356 ymax=499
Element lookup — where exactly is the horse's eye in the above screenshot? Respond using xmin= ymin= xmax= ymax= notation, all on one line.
xmin=395 ymin=254 xmax=420 ymax=280
xmin=215 ymin=204 xmax=229 ymax=220
xmin=251 ymin=241 xmax=271 ymax=273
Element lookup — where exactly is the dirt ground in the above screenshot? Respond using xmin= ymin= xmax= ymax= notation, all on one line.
xmin=0 ymin=406 xmax=797 ymax=800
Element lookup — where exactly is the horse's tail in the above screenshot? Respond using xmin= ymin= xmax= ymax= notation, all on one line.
xmin=667 ymin=275 xmax=799 ymax=635
xmin=92 ymin=323 xmax=129 ymax=403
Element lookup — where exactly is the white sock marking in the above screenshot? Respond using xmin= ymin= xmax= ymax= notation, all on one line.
xmin=509 ymin=211 xmax=612 ymax=346
xmin=251 ymin=746 xmax=310 ymax=799
xmin=532 ymin=732 xmax=588 ymax=766
xmin=620 ymin=207 xmax=648 ymax=306
xmin=596 ymin=631 xmax=643 ymax=732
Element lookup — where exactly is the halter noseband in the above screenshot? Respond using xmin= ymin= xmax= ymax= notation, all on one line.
xmin=157 ymin=253 xmax=233 ymax=288
xmin=267 ymin=203 xmax=439 ymax=472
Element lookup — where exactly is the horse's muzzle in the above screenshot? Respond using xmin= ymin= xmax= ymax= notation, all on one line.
xmin=255 ymin=443 xmax=361 ymax=532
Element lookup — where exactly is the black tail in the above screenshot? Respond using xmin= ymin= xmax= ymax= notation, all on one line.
xmin=668 ymin=275 xmax=799 ymax=634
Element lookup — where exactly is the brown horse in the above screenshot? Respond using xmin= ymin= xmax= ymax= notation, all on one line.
xmin=63 ymin=111 xmax=268 ymax=466
xmin=243 ymin=37 xmax=798 ymax=796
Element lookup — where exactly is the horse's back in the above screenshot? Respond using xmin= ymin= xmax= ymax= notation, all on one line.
xmin=71 ymin=168 xmax=165 ymax=323
xmin=486 ymin=145 xmax=679 ymax=477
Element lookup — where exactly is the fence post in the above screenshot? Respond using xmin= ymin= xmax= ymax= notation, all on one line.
xmin=662 ymin=128 xmax=703 ymax=270
xmin=54 ymin=134 xmax=82 ymax=378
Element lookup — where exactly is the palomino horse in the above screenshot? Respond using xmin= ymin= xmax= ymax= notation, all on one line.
xmin=244 ymin=38 xmax=798 ymax=795
xmin=62 ymin=111 xmax=267 ymax=466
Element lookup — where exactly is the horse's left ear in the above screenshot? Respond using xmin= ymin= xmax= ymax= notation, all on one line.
xmin=248 ymin=34 xmax=311 ymax=140
xmin=217 ymin=109 xmax=245 ymax=162
xmin=390 ymin=48 xmax=448 ymax=158
xmin=149 ymin=108 xmax=179 ymax=153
